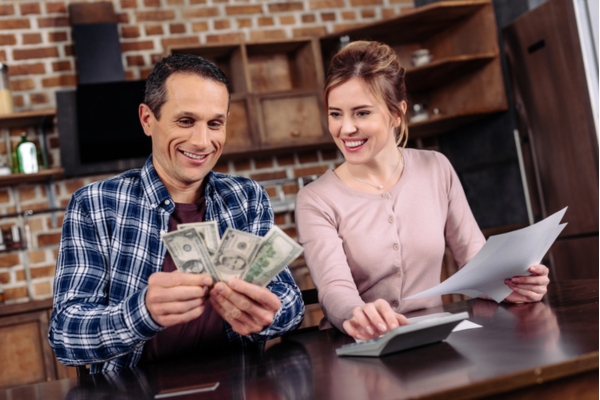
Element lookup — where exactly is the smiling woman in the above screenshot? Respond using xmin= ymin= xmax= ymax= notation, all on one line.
xmin=295 ymin=40 xmax=550 ymax=342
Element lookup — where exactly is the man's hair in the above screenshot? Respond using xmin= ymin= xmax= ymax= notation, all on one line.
xmin=144 ymin=53 xmax=231 ymax=120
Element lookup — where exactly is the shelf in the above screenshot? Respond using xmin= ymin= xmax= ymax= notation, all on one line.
xmin=0 ymin=168 xmax=64 ymax=186
xmin=0 ymin=109 xmax=56 ymax=130
xmin=409 ymin=107 xmax=507 ymax=138
xmin=406 ymin=53 xmax=496 ymax=92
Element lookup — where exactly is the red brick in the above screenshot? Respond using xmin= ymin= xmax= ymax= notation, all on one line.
xmin=361 ymin=9 xmax=376 ymax=18
xmin=182 ymin=7 xmax=219 ymax=18
xmin=124 ymin=71 xmax=136 ymax=80
xmin=10 ymin=63 xmax=45 ymax=76
xmin=161 ymin=37 xmax=200 ymax=50
xmin=258 ymin=17 xmax=274 ymax=27
xmin=140 ymin=68 xmax=153 ymax=79
xmin=121 ymin=41 xmax=155 ymax=52
xmin=321 ymin=148 xmax=341 ymax=160
xmin=250 ymin=30 xmax=287 ymax=41
xmin=0 ymin=272 xmax=8 ymax=285
xmin=192 ymin=22 xmax=209 ymax=32
xmin=232 ymin=159 xmax=251 ymax=172
xmin=46 ymin=2 xmax=67 ymax=14
xmin=0 ymin=50 xmax=5 ymax=62
xmin=391 ymin=0 xmax=413 ymax=3
xmin=38 ymin=17 xmax=69 ymax=28
xmin=0 ymin=253 xmax=20 ymax=268
xmin=64 ymin=44 xmax=73 ymax=56
xmin=0 ymin=190 xmax=8 ymax=204
xmin=254 ymin=156 xmax=274 ymax=169
xmin=52 ymin=60 xmax=71 ymax=72
xmin=341 ymin=11 xmax=356 ymax=20
xmin=268 ymin=2 xmax=304 ymax=12
xmin=64 ymin=179 xmax=87 ymax=195
xmin=298 ymin=150 xmax=319 ymax=163
xmin=34 ymin=281 xmax=52 ymax=296
xmin=30 ymin=265 xmax=55 ymax=278
xmin=169 ymin=23 xmax=186 ymax=34
xmin=0 ymin=34 xmax=17 ymax=46
xmin=332 ymin=23 xmax=366 ymax=33
xmin=13 ymin=47 xmax=59 ymax=60
xmin=213 ymin=19 xmax=230 ymax=30
xmin=136 ymin=10 xmax=175 ymax=22
xmin=265 ymin=187 xmax=277 ymax=197
xmin=120 ymin=0 xmax=138 ymax=8
xmin=351 ymin=0 xmax=383 ymax=5
xmin=206 ymin=33 xmax=245 ymax=44
xmin=117 ymin=12 xmax=130 ymax=24
xmin=301 ymin=14 xmax=316 ymax=23
xmin=381 ymin=8 xmax=399 ymax=19
xmin=399 ymin=5 xmax=415 ymax=13
xmin=167 ymin=0 xmax=185 ymax=5
xmin=4 ymin=286 xmax=28 ymax=301
xmin=190 ymin=0 xmax=207 ymax=3
xmin=38 ymin=232 xmax=62 ymax=247
xmin=250 ymin=171 xmax=287 ymax=181
xmin=0 ymin=4 xmax=14 ymax=16
xmin=310 ymin=0 xmax=344 ymax=10
xmin=275 ymin=153 xmax=295 ymax=166
xmin=283 ymin=182 xmax=299 ymax=195
xmin=321 ymin=12 xmax=336 ymax=21
xmin=293 ymin=165 xmax=329 ymax=177
xmin=145 ymin=25 xmax=164 ymax=35
xmin=31 ymin=92 xmax=50 ymax=105
xmin=11 ymin=79 xmax=35 ymax=91
xmin=121 ymin=26 xmax=140 ymax=38
xmin=144 ymin=0 xmax=161 ymax=6
xmin=293 ymin=26 xmax=327 ymax=37
xmin=22 ymin=33 xmax=42 ymax=45
xmin=48 ymin=31 xmax=68 ymax=42
xmin=0 ymin=19 xmax=30 ymax=30
xmin=237 ymin=18 xmax=252 ymax=28
xmin=279 ymin=15 xmax=296 ymax=25
xmin=126 ymin=55 xmax=146 ymax=66
xmin=20 ymin=3 xmax=41 ymax=15
xmin=41 ymin=74 xmax=77 ymax=88
xmin=10 ymin=96 xmax=21 ymax=107
xmin=225 ymin=5 xmax=263 ymax=15
xmin=26 ymin=218 xmax=44 ymax=233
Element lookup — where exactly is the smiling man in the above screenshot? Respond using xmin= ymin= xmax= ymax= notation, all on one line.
xmin=49 ymin=54 xmax=304 ymax=374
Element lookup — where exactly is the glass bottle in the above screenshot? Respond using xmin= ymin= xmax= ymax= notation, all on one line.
xmin=16 ymin=133 xmax=39 ymax=174
xmin=0 ymin=63 xmax=13 ymax=116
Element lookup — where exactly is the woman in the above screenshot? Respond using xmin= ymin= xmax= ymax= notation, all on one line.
xmin=295 ymin=41 xmax=549 ymax=341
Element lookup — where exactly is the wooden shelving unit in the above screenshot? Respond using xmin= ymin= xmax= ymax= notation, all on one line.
xmin=0 ymin=168 xmax=64 ymax=187
xmin=0 ymin=109 xmax=55 ymax=129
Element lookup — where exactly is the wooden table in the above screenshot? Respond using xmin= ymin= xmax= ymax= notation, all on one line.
xmin=1 ymin=280 xmax=597 ymax=399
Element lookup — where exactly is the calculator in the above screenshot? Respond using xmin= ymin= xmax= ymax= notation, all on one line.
xmin=336 ymin=311 xmax=469 ymax=357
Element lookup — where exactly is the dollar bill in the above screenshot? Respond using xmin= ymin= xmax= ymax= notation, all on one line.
xmin=162 ymin=228 xmax=221 ymax=280
xmin=178 ymin=221 xmax=221 ymax=257
xmin=243 ymin=226 xmax=303 ymax=287
xmin=213 ymin=228 xmax=263 ymax=282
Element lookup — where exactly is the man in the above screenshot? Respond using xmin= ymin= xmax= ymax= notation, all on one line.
xmin=49 ymin=54 xmax=305 ymax=373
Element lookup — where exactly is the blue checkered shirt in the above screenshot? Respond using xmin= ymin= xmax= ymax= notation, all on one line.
xmin=49 ymin=157 xmax=304 ymax=373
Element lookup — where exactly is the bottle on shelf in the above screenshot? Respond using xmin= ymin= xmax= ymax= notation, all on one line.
xmin=0 ymin=63 xmax=13 ymax=116
xmin=16 ymin=133 xmax=39 ymax=174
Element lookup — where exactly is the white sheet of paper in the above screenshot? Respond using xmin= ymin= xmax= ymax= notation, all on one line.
xmin=408 ymin=312 xmax=481 ymax=332
xmin=405 ymin=207 xmax=567 ymax=303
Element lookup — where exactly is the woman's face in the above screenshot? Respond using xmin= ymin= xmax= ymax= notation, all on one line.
xmin=327 ymin=77 xmax=402 ymax=166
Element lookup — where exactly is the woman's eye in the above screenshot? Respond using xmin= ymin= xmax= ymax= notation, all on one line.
xmin=328 ymin=112 xmax=341 ymax=118
xmin=357 ymin=111 xmax=370 ymax=117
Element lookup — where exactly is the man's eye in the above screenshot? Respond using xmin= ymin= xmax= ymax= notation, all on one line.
xmin=178 ymin=118 xmax=194 ymax=126
xmin=208 ymin=121 xmax=224 ymax=129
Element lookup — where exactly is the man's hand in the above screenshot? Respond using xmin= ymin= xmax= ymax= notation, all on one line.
xmin=504 ymin=264 xmax=550 ymax=303
xmin=145 ymin=271 xmax=213 ymax=327
xmin=209 ymin=278 xmax=281 ymax=336
xmin=342 ymin=299 xmax=409 ymax=341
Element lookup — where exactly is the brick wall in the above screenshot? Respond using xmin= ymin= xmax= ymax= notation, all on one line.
xmin=0 ymin=0 xmax=414 ymax=304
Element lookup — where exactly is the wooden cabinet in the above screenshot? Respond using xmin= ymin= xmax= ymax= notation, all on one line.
xmin=321 ymin=0 xmax=508 ymax=139
xmin=0 ymin=299 xmax=76 ymax=389
xmin=170 ymin=38 xmax=331 ymax=156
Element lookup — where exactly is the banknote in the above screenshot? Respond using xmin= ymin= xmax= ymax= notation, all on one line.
xmin=213 ymin=228 xmax=263 ymax=282
xmin=178 ymin=221 xmax=221 ymax=257
xmin=243 ymin=226 xmax=303 ymax=287
xmin=162 ymin=228 xmax=220 ymax=280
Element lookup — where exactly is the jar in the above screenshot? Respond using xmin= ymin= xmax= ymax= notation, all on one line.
xmin=0 ymin=63 xmax=13 ymax=115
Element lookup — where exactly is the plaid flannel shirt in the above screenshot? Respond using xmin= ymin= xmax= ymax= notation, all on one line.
xmin=49 ymin=156 xmax=304 ymax=373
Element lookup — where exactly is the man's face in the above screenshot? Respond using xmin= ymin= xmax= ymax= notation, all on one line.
xmin=139 ymin=73 xmax=228 ymax=194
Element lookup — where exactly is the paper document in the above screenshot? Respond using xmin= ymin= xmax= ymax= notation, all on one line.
xmin=405 ymin=207 xmax=567 ymax=303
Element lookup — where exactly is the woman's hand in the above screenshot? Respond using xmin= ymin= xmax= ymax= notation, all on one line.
xmin=503 ymin=264 xmax=550 ymax=303
xmin=342 ymin=299 xmax=409 ymax=340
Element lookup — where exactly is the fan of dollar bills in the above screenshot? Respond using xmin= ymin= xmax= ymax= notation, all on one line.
xmin=161 ymin=221 xmax=303 ymax=287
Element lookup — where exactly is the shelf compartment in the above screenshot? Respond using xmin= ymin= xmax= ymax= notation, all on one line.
xmin=406 ymin=53 xmax=496 ymax=92
xmin=408 ymin=107 xmax=506 ymax=138
xmin=0 ymin=168 xmax=64 ymax=186
xmin=223 ymin=97 xmax=256 ymax=154
xmin=169 ymin=44 xmax=248 ymax=94
xmin=0 ymin=109 xmax=55 ymax=129
xmin=246 ymin=39 xmax=323 ymax=93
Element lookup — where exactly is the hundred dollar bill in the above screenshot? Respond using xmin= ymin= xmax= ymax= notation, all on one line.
xmin=243 ymin=226 xmax=303 ymax=287
xmin=178 ymin=221 xmax=220 ymax=257
xmin=161 ymin=228 xmax=220 ymax=280
xmin=213 ymin=228 xmax=263 ymax=282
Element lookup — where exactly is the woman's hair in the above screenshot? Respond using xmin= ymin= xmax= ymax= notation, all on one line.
xmin=324 ymin=40 xmax=408 ymax=147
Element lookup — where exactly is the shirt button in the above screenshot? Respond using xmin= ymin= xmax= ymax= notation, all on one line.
xmin=165 ymin=200 xmax=171 ymax=205
xmin=151 ymin=204 xmax=157 ymax=209
xmin=391 ymin=300 xmax=399 ymax=308
xmin=393 ymin=244 xmax=399 ymax=250
xmin=388 ymin=216 xmax=394 ymax=223
xmin=381 ymin=193 xmax=389 ymax=199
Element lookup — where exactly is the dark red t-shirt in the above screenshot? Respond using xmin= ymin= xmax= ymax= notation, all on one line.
xmin=140 ymin=189 xmax=228 ymax=364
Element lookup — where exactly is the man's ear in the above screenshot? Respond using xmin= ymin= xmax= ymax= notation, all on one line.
xmin=139 ymin=103 xmax=153 ymax=137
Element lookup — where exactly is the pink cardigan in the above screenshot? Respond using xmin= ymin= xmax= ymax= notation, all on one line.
xmin=295 ymin=149 xmax=485 ymax=331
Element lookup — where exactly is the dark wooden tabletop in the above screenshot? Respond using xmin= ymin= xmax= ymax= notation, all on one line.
xmin=1 ymin=280 xmax=597 ymax=400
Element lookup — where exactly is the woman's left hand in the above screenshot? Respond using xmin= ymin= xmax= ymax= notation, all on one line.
xmin=503 ymin=264 xmax=550 ymax=303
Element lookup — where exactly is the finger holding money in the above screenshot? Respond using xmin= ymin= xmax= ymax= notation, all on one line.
xmin=209 ymin=278 xmax=281 ymax=336
xmin=146 ymin=271 xmax=214 ymax=327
